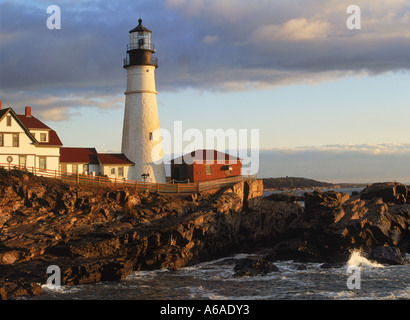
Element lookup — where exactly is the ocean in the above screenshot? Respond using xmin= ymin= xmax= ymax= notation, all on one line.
xmin=30 ymin=251 xmax=410 ymax=300
xmin=23 ymin=188 xmax=410 ymax=301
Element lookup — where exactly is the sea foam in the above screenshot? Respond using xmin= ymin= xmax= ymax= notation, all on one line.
xmin=347 ymin=250 xmax=384 ymax=268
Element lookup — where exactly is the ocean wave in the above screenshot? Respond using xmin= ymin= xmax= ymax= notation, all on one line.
xmin=347 ymin=250 xmax=384 ymax=268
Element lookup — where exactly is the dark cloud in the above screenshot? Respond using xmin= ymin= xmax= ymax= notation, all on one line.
xmin=1 ymin=0 xmax=410 ymax=117
xmin=0 ymin=0 xmax=164 ymax=119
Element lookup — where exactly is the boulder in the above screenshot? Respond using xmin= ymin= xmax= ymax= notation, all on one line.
xmin=244 ymin=179 xmax=264 ymax=210
xmin=304 ymin=190 xmax=350 ymax=214
xmin=372 ymin=246 xmax=410 ymax=265
xmin=360 ymin=182 xmax=408 ymax=204
xmin=233 ymin=258 xmax=279 ymax=277
xmin=264 ymin=192 xmax=303 ymax=203
xmin=0 ymin=281 xmax=42 ymax=300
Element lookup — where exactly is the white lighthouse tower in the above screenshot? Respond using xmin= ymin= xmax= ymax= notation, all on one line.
xmin=121 ymin=19 xmax=166 ymax=183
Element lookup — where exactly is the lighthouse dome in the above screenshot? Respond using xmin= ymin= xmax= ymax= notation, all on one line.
xmin=129 ymin=19 xmax=154 ymax=51
xmin=129 ymin=19 xmax=152 ymax=33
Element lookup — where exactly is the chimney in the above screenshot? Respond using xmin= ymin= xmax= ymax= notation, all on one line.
xmin=25 ymin=106 xmax=31 ymax=117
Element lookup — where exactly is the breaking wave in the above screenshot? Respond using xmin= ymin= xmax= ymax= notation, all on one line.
xmin=347 ymin=250 xmax=384 ymax=268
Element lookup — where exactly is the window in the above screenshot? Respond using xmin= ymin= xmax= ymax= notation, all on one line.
xmin=224 ymin=165 xmax=233 ymax=175
xmin=0 ymin=134 xmax=3 ymax=147
xmin=40 ymin=133 xmax=47 ymax=142
xmin=39 ymin=157 xmax=46 ymax=171
xmin=83 ymin=164 xmax=89 ymax=174
xmin=118 ymin=167 xmax=124 ymax=178
xmin=6 ymin=116 xmax=11 ymax=126
xmin=72 ymin=164 xmax=78 ymax=174
xmin=60 ymin=164 xmax=67 ymax=174
xmin=205 ymin=164 xmax=212 ymax=175
xmin=149 ymin=132 xmax=153 ymax=140
xmin=110 ymin=167 xmax=116 ymax=176
xmin=12 ymin=133 xmax=19 ymax=147
xmin=19 ymin=156 xmax=27 ymax=168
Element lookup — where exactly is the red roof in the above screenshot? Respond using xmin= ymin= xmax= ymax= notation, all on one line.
xmin=36 ymin=130 xmax=63 ymax=147
xmin=60 ymin=147 xmax=99 ymax=164
xmin=0 ymin=108 xmax=62 ymax=146
xmin=17 ymin=114 xmax=63 ymax=146
xmin=97 ymin=153 xmax=134 ymax=165
xmin=171 ymin=149 xmax=242 ymax=165
xmin=17 ymin=115 xmax=51 ymax=130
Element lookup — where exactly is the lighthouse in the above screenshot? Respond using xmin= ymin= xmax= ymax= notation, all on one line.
xmin=121 ymin=19 xmax=166 ymax=183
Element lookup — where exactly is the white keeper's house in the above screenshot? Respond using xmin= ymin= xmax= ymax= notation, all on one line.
xmin=0 ymin=102 xmax=134 ymax=179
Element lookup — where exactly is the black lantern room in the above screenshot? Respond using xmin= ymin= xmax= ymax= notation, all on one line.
xmin=124 ymin=19 xmax=158 ymax=68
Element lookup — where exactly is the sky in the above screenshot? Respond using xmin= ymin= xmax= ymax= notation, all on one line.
xmin=1 ymin=0 xmax=410 ymax=183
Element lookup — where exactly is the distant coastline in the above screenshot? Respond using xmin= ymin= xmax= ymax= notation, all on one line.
xmin=262 ymin=177 xmax=367 ymax=192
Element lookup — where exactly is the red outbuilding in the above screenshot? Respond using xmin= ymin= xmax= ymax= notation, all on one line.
xmin=170 ymin=149 xmax=242 ymax=183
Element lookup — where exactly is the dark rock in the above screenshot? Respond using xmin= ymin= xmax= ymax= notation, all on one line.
xmin=264 ymin=192 xmax=303 ymax=203
xmin=320 ymin=262 xmax=345 ymax=269
xmin=268 ymin=187 xmax=410 ymax=264
xmin=296 ymin=264 xmax=308 ymax=270
xmin=1 ymin=169 xmax=410 ymax=299
xmin=0 ymin=170 xmax=270 ymax=299
xmin=372 ymin=246 xmax=410 ymax=265
xmin=360 ymin=182 xmax=408 ymax=204
xmin=0 ymin=281 xmax=42 ymax=300
xmin=304 ymin=190 xmax=350 ymax=214
xmin=233 ymin=258 xmax=279 ymax=277
xmin=244 ymin=179 xmax=264 ymax=210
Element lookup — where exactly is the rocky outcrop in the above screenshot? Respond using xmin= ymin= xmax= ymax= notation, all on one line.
xmin=264 ymin=192 xmax=303 ymax=203
xmin=270 ymin=183 xmax=410 ymax=264
xmin=1 ymin=168 xmax=409 ymax=299
xmin=372 ymin=245 xmax=410 ymax=265
xmin=0 ymin=168 xmax=266 ymax=299
xmin=360 ymin=182 xmax=408 ymax=204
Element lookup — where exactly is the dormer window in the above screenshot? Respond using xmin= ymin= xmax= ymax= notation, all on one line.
xmin=40 ymin=133 xmax=47 ymax=142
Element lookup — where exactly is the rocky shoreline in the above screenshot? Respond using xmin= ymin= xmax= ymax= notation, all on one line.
xmin=0 ymin=168 xmax=409 ymax=299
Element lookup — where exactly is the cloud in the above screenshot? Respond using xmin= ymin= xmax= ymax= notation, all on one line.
xmin=202 ymin=35 xmax=221 ymax=45
xmin=2 ymin=0 xmax=410 ymax=119
xmin=253 ymin=18 xmax=332 ymax=42
xmin=157 ymin=0 xmax=410 ymax=96
xmin=1 ymin=86 xmax=124 ymax=121
xmin=267 ymin=143 xmax=410 ymax=155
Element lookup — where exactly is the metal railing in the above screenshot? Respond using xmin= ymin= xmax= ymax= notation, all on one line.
xmin=123 ymin=56 xmax=158 ymax=68
xmin=127 ymin=43 xmax=156 ymax=52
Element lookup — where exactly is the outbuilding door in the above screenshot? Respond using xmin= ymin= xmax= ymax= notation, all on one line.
xmin=172 ymin=164 xmax=187 ymax=182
